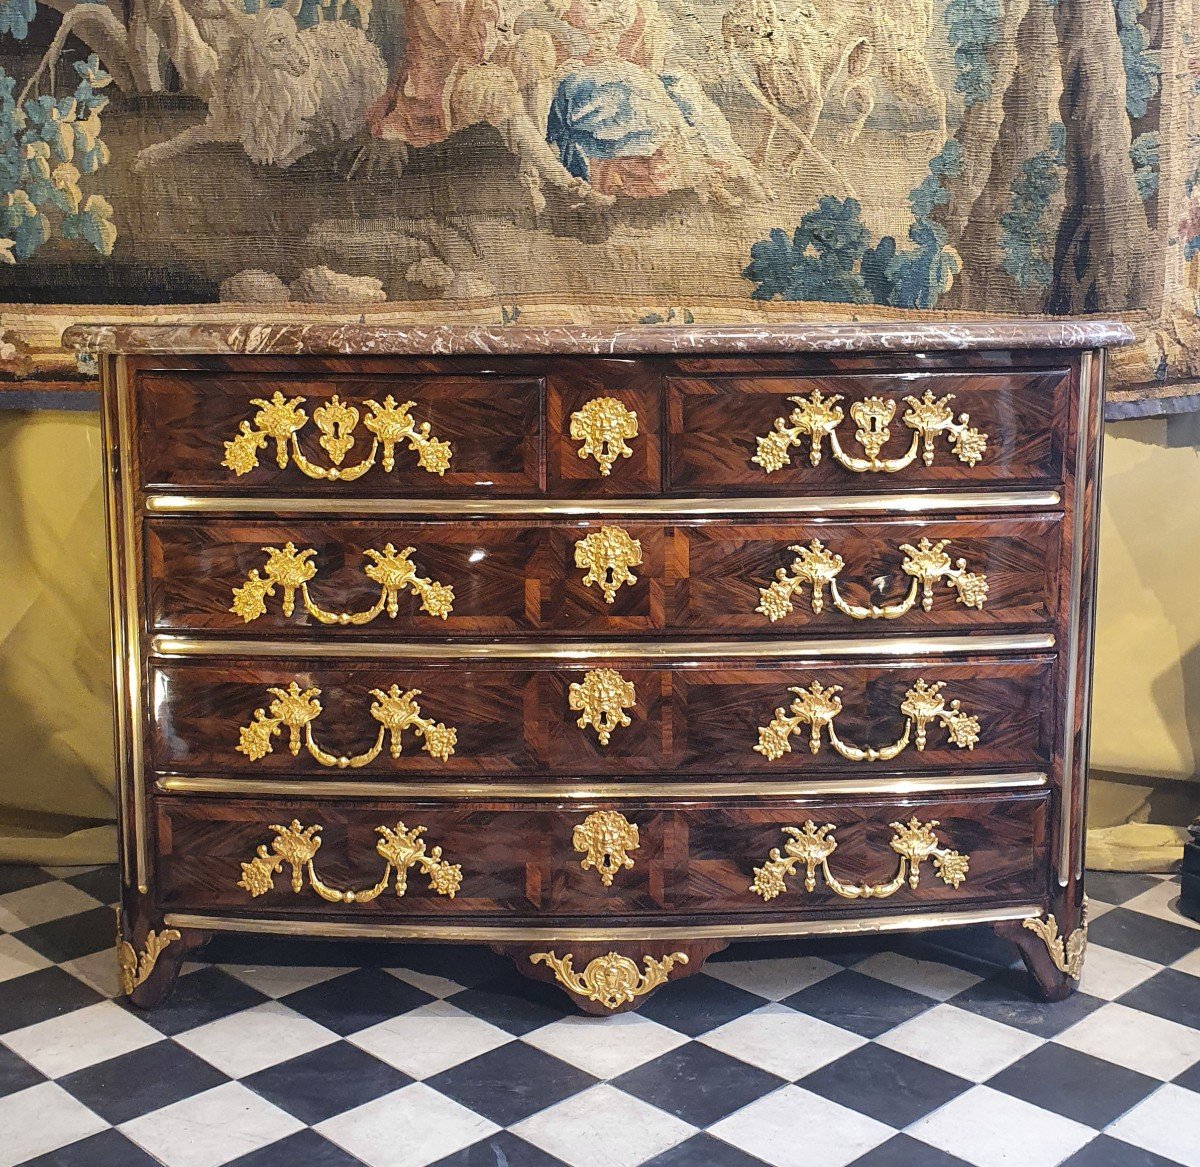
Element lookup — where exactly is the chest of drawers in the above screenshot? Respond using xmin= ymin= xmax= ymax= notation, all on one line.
xmin=69 ymin=319 xmax=1133 ymax=1014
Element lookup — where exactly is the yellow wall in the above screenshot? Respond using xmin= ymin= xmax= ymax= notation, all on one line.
xmin=0 ymin=408 xmax=1195 ymax=863
xmin=1093 ymin=414 xmax=1200 ymax=783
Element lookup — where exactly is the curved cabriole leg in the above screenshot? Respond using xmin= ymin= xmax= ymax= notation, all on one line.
xmin=995 ymin=896 xmax=1088 ymax=1002
xmin=117 ymin=899 xmax=210 ymax=1008
xmin=495 ymin=940 xmax=729 ymax=1016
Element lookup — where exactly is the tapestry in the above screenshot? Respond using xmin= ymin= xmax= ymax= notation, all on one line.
xmin=1 ymin=0 xmax=1198 ymax=415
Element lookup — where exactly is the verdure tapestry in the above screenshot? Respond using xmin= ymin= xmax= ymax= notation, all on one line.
xmin=1 ymin=0 xmax=1198 ymax=414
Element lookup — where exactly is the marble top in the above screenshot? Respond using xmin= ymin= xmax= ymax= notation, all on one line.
xmin=63 ymin=318 xmax=1135 ymax=357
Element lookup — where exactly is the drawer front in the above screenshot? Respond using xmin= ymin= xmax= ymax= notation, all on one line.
xmin=154 ymin=790 xmax=1050 ymax=919
xmin=146 ymin=516 xmax=1062 ymax=637
xmin=133 ymin=370 xmax=543 ymax=495
xmin=147 ymin=656 xmax=1056 ymax=779
xmin=667 ymin=370 xmax=1070 ymax=494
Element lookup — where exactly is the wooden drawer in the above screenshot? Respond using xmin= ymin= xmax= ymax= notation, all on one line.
xmin=133 ymin=369 xmax=544 ymax=496
xmin=145 ymin=515 xmax=1063 ymax=637
xmin=154 ymin=789 xmax=1050 ymax=919
xmin=146 ymin=655 xmax=1056 ymax=779
xmin=128 ymin=357 xmax=667 ymax=496
xmin=667 ymin=369 xmax=1071 ymax=494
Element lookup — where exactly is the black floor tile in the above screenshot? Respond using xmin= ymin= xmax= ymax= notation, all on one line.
xmin=21 ymin=1129 xmax=165 ymax=1167
xmin=244 ymin=1040 xmax=412 ymax=1124
xmin=1058 ymin=1134 xmax=1188 ymax=1167
xmin=613 ymin=1043 xmax=784 ymax=1127
xmin=426 ymin=1042 xmax=597 ymax=1127
xmin=207 ymin=931 xmax=396 ymax=970
xmin=224 ymin=1128 xmax=368 ymax=1167
xmin=0 ymin=866 xmax=56 ymax=895
xmin=60 ymin=1039 xmax=230 ymax=1124
xmin=1087 ymin=907 xmax=1200 ymax=966
xmin=136 ymin=966 xmax=272 ymax=1037
xmin=986 ymin=1043 xmax=1160 ymax=1127
xmin=1086 ymin=872 xmax=1167 ymax=906
xmin=799 ymin=1043 xmax=969 ymax=1127
xmin=635 ymin=974 xmax=768 ymax=1038
xmin=429 ymin=1130 xmax=571 ymax=1166
xmin=643 ymin=1133 xmax=771 ymax=1166
xmin=0 ymin=967 xmax=103 ymax=1032
xmin=445 ymin=971 xmax=571 ymax=1037
xmin=386 ymin=943 xmax=507 ymax=987
xmin=1118 ymin=968 xmax=1200 ymax=1031
xmin=782 ymin=970 xmax=935 ymax=1038
xmin=848 ymin=1134 xmax=974 ymax=1167
xmin=279 ymin=968 xmax=435 ymax=1036
xmin=1174 ymin=1058 xmax=1200 ymax=1093
xmin=14 ymin=906 xmax=123 ymax=963
xmin=62 ymin=868 xmax=119 ymax=905
xmin=0 ymin=1043 xmax=44 ymax=1097
xmin=947 ymin=969 xmax=1104 ymax=1037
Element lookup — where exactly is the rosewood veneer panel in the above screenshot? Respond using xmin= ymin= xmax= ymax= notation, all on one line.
xmin=667 ymin=369 xmax=1070 ymax=493
xmin=145 ymin=515 xmax=1062 ymax=637
xmin=145 ymin=655 xmax=1056 ymax=779
xmin=154 ymin=790 xmax=1049 ymax=919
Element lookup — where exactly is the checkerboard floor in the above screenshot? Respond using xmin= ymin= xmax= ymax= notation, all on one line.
xmin=2 ymin=868 xmax=1199 ymax=1167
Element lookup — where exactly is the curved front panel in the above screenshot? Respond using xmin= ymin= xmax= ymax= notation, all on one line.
xmin=145 ymin=515 xmax=1062 ymax=638
xmin=154 ymin=789 xmax=1050 ymax=921
xmin=145 ymin=655 xmax=1056 ymax=780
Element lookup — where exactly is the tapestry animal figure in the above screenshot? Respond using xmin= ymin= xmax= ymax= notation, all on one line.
xmin=722 ymin=0 xmax=946 ymax=170
xmin=365 ymin=0 xmax=614 ymax=213
xmin=133 ymin=3 xmax=388 ymax=169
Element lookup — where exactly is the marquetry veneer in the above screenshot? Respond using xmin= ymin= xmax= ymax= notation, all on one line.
xmin=72 ymin=319 xmax=1132 ymax=1014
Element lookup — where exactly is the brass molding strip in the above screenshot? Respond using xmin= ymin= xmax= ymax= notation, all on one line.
xmin=113 ymin=360 xmax=150 ymax=892
xmin=101 ymin=362 xmax=134 ymax=889
xmin=1062 ymin=349 xmax=1105 ymax=884
xmin=156 ymin=771 xmax=1049 ymax=800
xmin=150 ymin=632 xmax=1056 ymax=661
xmin=164 ymin=903 xmax=1044 ymax=942
xmin=1057 ymin=348 xmax=1093 ymax=882
xmin=144 ymin=490 xmax=1062 ymax=518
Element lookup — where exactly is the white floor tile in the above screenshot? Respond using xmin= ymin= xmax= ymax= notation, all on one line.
xmin=317 ymin=1083 xmax=499 ymax=1167
xmin=1123 ymin=881 xmax=1200 ymax=932
xmin=700 ymin=1004 xmax=866 ymax=1081
xmin=876 ymin=1003 xmax=1042 ymax=1081
xmin=1077 ymin=943 xmax=1163 ymax=1000
xmin=0 ymin=904 xmax=22 ymax=932
xmin=174 ymin=1001 xmax=338 ymax=1078
xmin=120 ymin=1081 xmax=303 ymax=1167
xmin=0 ymin=934 xmax=52 ymax=984
xmin=852 ymin=951 xmax=983 ymax=1001
xmin=709 ymin=1085 xmax=893 ymax=1167
xmin=1107 ymin=1083 xmax=1200 ymax=1167
xmin=513 ymin=1083 xmax=695 ymax=1167
xmin=1054 ymin=1001 xmax=1200 ymax=1079
xmin=0 ymin=1082 xmax=107 ymax=1167
xmin=40 ymin=865 xmax=103 ymax=879
xmin=60 ymin=948 xmax=121 ymax=998
xmin=908 ymin=1085 xmax=1093 ymax=1167
xmin=348 ymin=1000 xmax=512 ymax=1079
xmin=2 ymin=1000 xmax=163 ymax=1078
xmin=522 ymin=1012 xmax=688 ymax=1079
xmin=218 ymin=963 xmax=348 ymax=999
xmin=387 ymin=966 xmax=467 ymax=999
xmin=1174 ymin=946 xmax=1200 ymax=978
xmin=0 ymin=881 xmax=102 ymax=928
xmin=703 ymin=956 xmax=841 ymax=1001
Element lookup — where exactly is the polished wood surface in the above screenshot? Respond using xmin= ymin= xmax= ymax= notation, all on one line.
xmin=154 ymin=790 xmax=1049 ymax=918
xmin=667 ymin=368 xmax=1069 ymax=493
xmin=146 ymin=655 xmax=1055 ymax=779
xmin=146 ymin=515 xmax=1062 ymax=637
xmin=101 ymin=335 xmax=1109 ymax=1011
